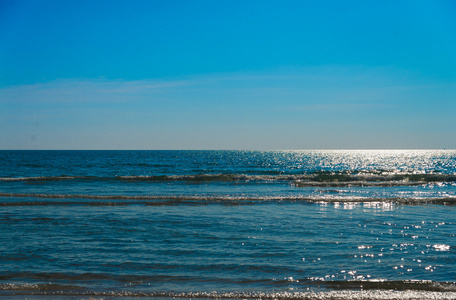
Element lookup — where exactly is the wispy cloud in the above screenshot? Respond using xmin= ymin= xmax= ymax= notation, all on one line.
xmin=2 ymin=66 xmax=455 ymax=150
xmin=0 ymin=78 xmax=200 ymax=104
xmin=2 ymin=66 xmax=445 ymax=106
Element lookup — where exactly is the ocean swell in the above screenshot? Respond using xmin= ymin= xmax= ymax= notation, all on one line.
xmin=1 ymin=172 xmax=456 ymax=187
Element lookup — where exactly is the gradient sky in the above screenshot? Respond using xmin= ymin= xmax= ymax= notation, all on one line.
xmin=1 ymin=0 xmax=455 ymax=150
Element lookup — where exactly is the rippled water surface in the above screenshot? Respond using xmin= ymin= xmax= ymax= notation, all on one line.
xmin=1 ymin=150 xmax=456 ymax=299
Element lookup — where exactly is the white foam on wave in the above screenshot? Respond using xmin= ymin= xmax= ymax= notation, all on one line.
xmin=2 ymin=288 xmax=456 ymax=300
xmin=105 ymin=290 xmax=456 ymax=299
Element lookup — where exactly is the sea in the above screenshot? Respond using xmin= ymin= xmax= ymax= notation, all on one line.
xmin=1 ymin=150 xmax=456 ymax=299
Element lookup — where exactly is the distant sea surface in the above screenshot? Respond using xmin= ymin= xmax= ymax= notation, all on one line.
xmin=1 ymin=150 xmax=456 ymax=299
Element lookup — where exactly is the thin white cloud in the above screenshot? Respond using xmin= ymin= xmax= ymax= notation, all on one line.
xmin=2 ymin=66 xmax=455 ymax=150
xmin=0 ymin=78 xmax=201 ymax=104
xmin=1 ymin=66 xmax=441 ymax=106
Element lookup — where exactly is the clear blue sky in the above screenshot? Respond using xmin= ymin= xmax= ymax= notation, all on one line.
xmin=1 ymin=0 xmax=455 ymax=149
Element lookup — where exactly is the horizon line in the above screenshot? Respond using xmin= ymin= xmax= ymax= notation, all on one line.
xmin=0 ymin=149 xmax=453 ymax=151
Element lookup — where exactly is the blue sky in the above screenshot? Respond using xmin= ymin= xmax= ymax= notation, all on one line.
xmin=1 ymin=0 xmax=455 ymax=149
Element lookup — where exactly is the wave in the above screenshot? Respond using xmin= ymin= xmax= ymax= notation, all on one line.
xmin=2 ymin=281 xmax=456 ymax=299
xmin=319 ymin=279 xmax=456 ymax=291
xmin=1 ymin=192 xmax=455 ymax=206
xmin=0 ymin=175 xmax=96 ymax=182
xmin=2 ymin=172 xmax=456 ymax=186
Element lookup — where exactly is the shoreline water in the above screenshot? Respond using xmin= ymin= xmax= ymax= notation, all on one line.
xmin=3 ymin=289 xmax=456 ymax=300
xmin=1 ymin=151 xmax=455 ymax=298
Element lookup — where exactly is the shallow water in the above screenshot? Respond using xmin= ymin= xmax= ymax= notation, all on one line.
xmin=1 ymin=150 xmax=456 ymax=298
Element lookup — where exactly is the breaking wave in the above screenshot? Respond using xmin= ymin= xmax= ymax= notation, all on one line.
xmin=2 ymin=172 xmax=456 ymax=187
xmin=1 ymin=192 xmax=456 ymax=206
xmin=2 ymin=280 xmax=456 ymax=299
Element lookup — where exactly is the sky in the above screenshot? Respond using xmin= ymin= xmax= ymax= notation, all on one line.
xmin=1 ymin=0 xmax=455 ymax=150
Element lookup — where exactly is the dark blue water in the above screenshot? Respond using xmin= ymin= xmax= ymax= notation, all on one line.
xmin=1 ymin=150 xmax=456 ymax=299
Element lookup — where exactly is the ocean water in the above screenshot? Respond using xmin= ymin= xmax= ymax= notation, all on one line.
xmin=1 ymin=150 xmax=456 ymax=299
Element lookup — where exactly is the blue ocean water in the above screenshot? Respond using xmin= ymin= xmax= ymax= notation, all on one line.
xmin=1 ymin=150 xmax=456 ymax=299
